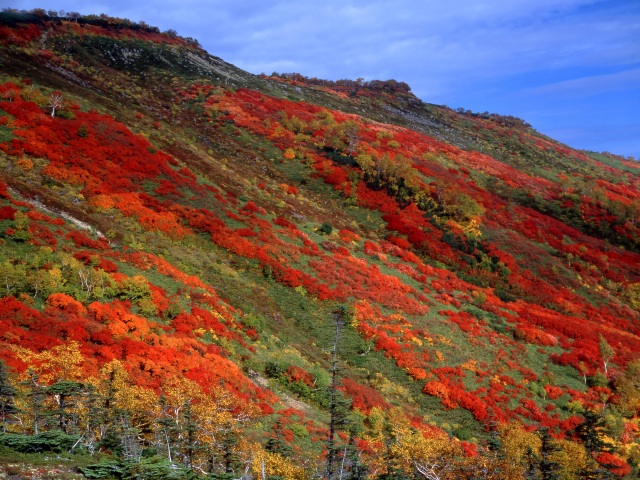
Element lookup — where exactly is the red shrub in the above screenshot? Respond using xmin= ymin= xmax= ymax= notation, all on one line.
xmin=0 ymin=181 xmax=10 ymax=199
xmin=0 ymin=205 xmax=16 ymax=220
xmin=595 ymin=452 xmax=631 ymax=477
xmin=339 ymin=378 xmax=387 ymax=413
xmin=284 ymin=366 xmax=315 ymax=387
xmin=67 ymin=230 xmax=108 ymax=250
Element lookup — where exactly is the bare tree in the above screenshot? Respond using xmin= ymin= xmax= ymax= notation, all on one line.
xmin=414 ymin=460 xmax=450 ymax=480
xmin=49 ymin=91 xmax=64 ymax=118
xmin=599 ymin=335 xmax=615 ymax=377
xmin=66 ymin=11 xmax=81 ymax=22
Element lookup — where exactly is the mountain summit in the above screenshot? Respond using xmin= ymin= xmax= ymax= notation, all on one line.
xmin=0 ymin=10 xmax=638 ymax=479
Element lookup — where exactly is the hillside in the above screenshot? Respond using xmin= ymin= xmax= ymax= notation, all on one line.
xmin=0 ymin=9 xmax=638 ymax=479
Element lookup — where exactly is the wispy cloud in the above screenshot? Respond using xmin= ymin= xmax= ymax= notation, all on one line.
xmin=524 ymin=68 xmax=640 ymax=98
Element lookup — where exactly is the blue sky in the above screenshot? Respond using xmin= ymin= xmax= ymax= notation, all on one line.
xmin=5 ymin=0 xmax=640 ymax=158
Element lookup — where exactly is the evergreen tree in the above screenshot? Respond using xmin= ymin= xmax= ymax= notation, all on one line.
xmin=0 ymin=361 xmax=18 ymax=432
xmin=343 ymin=423 xmax=369 ymax=480
xmin=157 ymin=394 xmax=178 ymax=464
xmin=538 ymin=427 xmax=561 ymax=480
xmin=574 ymin=410 xmax=609 ymax=456
xmin=46 ymin=380 xmax=86 ymax=434
xmin=219 ymin=423 xmax=241 ymax=475
xmin=81 ymin=385 xmax=103 ymax=454
xmin=21 ymin=369 xmax=47 ymax=435
xmin=524 ymin=446 xmax=539 ymax=480
xmin=574 ymin=410 xmax=616 ymax=480
xmin=181 ymin=400 xmax=199 ymax=470
xmin=486 ymin=424 xmax=503 ymax=455
xmin=326 ymin=306 xmax=354 ymax=480
xmin=266 ymin=418 xmax=293 ymax=458
xmin=121 ymin=420 xmax=142 ymax=463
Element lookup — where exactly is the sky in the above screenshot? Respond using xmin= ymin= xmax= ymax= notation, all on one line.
xmin=5 ymin=0 xmax=640 ymax=158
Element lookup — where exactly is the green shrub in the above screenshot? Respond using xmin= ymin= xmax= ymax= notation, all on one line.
xmin=0 ymin=430 xmax=81 ymax=453
xmin=318 ymin=222 xmax=333 ymax=235
xmin=264 ymin=361 xmax=285 ymax=378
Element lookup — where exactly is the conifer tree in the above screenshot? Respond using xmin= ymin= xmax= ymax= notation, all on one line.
xmin=574 ymin=410 xmax=609 ymax=456
xmin=21 ymin=369 xmax=47 ymax=435
xmin=219 ymin=424 xmax=241 ymax=475
xmin=157 ymin=394 xmax=178 ymax=464
xmin=326 ymin=306 xmax=354 ymax=480
xmin=538 ymin=427 xmax=561 ymax=480
xmin=181 ymin=400 xmax=199 ymax=470
xmin=342 ymin=422 xmax=368 ymax=480
xmin=46 ymin=380 xmax=85 ymax=434
xmin=266 ymin=418 xmax=293 ymax=458
xmin=0 ymin=361 xmax=18 ymax=433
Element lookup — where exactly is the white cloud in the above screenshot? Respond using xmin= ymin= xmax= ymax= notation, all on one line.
xmin=524 ymin=68 xmax=640 ymax=98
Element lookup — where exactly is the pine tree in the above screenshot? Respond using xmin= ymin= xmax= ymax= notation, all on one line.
xmin=343 ymin=423 xmax=369 ymax=480
xmin=21 ymin=369 xmax=47 ymax=435
xmin=0 ymin=361 xmax=18 ymax=433
xmin=46 ymin=380 xmax=85 ymax=434
xmin=326 ymin=306 xmax=354 ymax=480
xmin=120 ymin=419 xmax=142 ymax=463
xmin=157 ymin=394 xmax=178 ymax=464
xmin=574 ymin=410 xmax=609 ymax=456
xmin=524 ymin=446 xmax=539 ymax=480
xmin=266 ymin=418 xmax=293 ymax=458
xmin=574 ymin=410 xmax=614 ymax=480
xmin=220 ymin=424 xmax=241 ymax=475
xmin=81 ymin=385 xmax=103 ymax=455
xmin=538 ymin=427 xmax=561 ymax=480
xmin=181 ymin=400 xmax=199 ymax=470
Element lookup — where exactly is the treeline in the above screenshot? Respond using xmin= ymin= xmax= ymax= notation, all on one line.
xmin=0 ymin=353 xmax=635 ymax=479
xmin=0 ymin=8 xmax=200 ymax=46
xmin=454 ymin=107 xmax=532 ymax=129
xmin=266 ymin=72 xmax=412 ymax=95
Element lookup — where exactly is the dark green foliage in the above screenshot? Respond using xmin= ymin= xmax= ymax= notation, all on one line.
xmin=207 ymin=474 xmax=237 ymax=480
xmin=264 ymin=361 xmax=286 ymax=379
xmin=79 ymin=459 xmax=125 ymax=479
xmin=0 ymin=125 xmax=13 ymax=144
xmin=266 ymin=419 xmax=293 ymax=458
xmin=156 ymin=394 xmax=179 ymax=463
xmin=219 ymin=428 xmax=241 ymax=474
xmin=494 ymin=284 xmax=517 ymax=303
xmin=588 ymin=371 xmax=609 ymax=388
xmin=0 ymin=362 xmax=18 ymax=432
xmin=240 ymin=313 xmax=266 ymax=333
xmin=341 ymin=424 xmax=370 ymax=480
xmin=0 ymin=11 xmax=43 ymax=26
xmin=20 ymin=370 xmax=47 ymax=435
xmin=453 ymin=426 xmax=472 ymax=441
xmin=181 ymin=401 xmax=199 ymax=470
xmin=81 ymin=456 xmax=197 ymax=479
xmin=573 ymin=410 xmax=610 ymax=456
xmin=538 ymin=427 xmax=561 ymax=480
xmin=577 ymin=458 xmax=614 ymax=480
xmin=45 ymin=380 xmax=88 ymax=434
xmin=0 ymin=430 xmax=81 ymax=453
xmin=78 ymin=122 xmax=89 ymax=138
xmin=319 ymin=222 xmax=334 ymax=235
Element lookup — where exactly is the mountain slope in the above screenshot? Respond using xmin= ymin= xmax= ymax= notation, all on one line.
xmin=0 ymin=10 xmax=638 ymax=479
